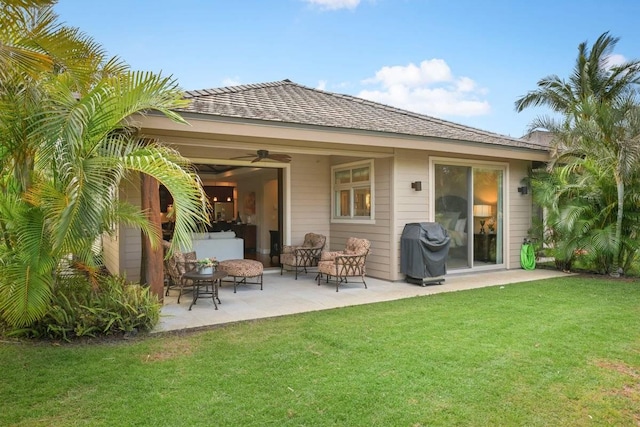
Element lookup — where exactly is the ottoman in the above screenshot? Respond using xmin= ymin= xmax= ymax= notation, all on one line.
xmin=218 ymin=259 xmax=264 ymax=293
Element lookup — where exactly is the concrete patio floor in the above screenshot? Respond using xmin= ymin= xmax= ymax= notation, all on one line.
xmin=155 ymin=268 xmax=570 ymax=333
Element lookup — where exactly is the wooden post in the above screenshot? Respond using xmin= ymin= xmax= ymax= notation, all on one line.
xmin=141 ymin=173 xmax=164 ymax=302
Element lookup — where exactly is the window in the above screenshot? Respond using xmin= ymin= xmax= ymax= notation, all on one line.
xmin=331 ymin=160 xmax=374 ymax=222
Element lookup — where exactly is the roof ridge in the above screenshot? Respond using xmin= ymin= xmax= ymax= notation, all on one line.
xmin=184 ymin=80 xmax=293 ymax=98
xmin=282 ymin=81 xmax=532 ymax=144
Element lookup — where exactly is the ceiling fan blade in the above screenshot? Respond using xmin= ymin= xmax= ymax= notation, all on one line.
xmin=268 ymin=154 xmax=292 ymax=162
xmin=230 ymin=153 xmax=258 ymax=160
xmin=230 ymin=150 xmax=292 ymax=163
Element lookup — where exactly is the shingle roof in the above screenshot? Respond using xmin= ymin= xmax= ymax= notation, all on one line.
xmin=179 ymin=80 xmax=547 ymax=151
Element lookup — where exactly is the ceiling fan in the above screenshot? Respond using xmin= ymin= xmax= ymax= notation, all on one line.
xmin=232 ymin=149 xmax=292 ymax=163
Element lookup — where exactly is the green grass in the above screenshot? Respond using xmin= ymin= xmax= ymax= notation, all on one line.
xmin=2 ymin=276 xmax=640 ymax=426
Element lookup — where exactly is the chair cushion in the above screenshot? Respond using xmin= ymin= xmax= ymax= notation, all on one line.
xmin=282 ymin=233 xmax=326 ymax=255
xmin=320 ymin=250 xmax=344 ymax=261
xmin=318 ymin=258 xmax=366 ymax=276
xmin=345 ymin=237 xmax=371 ymax=256
xmin=302 ymin=233 xmax=326 ymax=248
xmin=280 ymin=247 xmax=321 ymax=267
xmin=280 ymin=252 xmax=299 ymax=266
xmin=165 ymin=250 xmax=196 ymax=280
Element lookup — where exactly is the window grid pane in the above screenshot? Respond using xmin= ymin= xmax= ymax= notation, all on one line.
xmin=335 ymin=170 xmax=351 ymax=185
xmin=351 ymin=166 xmax=370 ymax=183
xmin=335 ymin=189 xmax=351 ymax=217
xmin=353 ymin=187 xmax=371 ymax=217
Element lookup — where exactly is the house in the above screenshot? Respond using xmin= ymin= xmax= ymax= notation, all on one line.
xmin=102 ymin=79 xmax=549 ymax=288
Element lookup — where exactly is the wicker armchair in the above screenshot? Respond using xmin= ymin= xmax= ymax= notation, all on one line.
xmin=163 ymin=240 xmax=197 ymax=302
xmin=317 ymin=237 xmax=371 ymax=292
xmin=280 ymin=232 xmax=326 ymax=279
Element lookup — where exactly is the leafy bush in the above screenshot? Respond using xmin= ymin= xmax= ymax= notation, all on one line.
xmin=6 ymin=274 xmax=160 ymax=341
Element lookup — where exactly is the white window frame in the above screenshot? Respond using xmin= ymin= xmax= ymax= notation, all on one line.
xmin=330 ymin=159 xmax=375 ymax=224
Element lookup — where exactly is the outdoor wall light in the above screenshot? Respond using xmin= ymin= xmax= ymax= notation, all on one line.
xmin=411 ymin=181 xmax=422 ymax=191
xmin=517 ymin=186 xmax=528 ymax=195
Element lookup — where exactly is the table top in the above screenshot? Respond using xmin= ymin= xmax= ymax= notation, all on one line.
xmin=183 ymin=270 xmax=227 ymax=281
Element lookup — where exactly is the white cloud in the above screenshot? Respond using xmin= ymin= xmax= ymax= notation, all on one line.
xmin=316 ymin=80 xmax=327 ymax=90
xmin=363 ymin=59 xmax=452 ymax=87
xmin=303 ymin=0 xmax=360 ymax=11
xmin=604 ymin=53 xmax=626 ymax=69
xmin=222 ymin=77 xmax=241 ymax=87
xmin=358 ymin=59 xmax=491 ymax=117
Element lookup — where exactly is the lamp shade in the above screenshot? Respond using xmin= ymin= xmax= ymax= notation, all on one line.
xmin=473 ymin=204 xmax=491 ymax=217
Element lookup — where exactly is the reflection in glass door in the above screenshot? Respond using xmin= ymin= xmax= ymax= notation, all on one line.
xmin=473 ymin=168 xmax=503 ymax=267
xmin=434 ymin=162 xmax=504 ymax=270
xmin=434 ymin=165 xmax=471 ymax=269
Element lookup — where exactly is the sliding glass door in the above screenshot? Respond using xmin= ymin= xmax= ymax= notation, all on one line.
xmin=433 ymin=160 xmax=505 ymax=270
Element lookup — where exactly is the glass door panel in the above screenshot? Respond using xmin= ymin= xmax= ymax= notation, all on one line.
xmin=434 ymin=164 xmax=471 ymax=269
xmin=434 ymin=162 xmax=505 ymax=270
xmin=473 ymin=168 xmax=503 ymax=266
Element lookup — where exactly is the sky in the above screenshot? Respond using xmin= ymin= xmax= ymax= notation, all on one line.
xmin=53 ymin=0 xmax=640 ymax=138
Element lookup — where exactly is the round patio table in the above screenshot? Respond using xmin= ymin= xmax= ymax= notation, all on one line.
xmin=183 ymin=270 xmax=227 ymax=310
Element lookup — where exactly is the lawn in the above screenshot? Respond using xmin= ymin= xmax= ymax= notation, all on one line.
xmin=2 ymin=276 xmax=639 ymax=426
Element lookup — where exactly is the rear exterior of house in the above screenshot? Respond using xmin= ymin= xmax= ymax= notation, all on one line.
xmin=103 ymin=80 xmax=549 ymax=285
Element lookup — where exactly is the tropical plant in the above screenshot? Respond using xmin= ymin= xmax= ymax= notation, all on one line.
xmin=0 ymin=0 xmax=208 ymax=327
xmin=7 ymin=273 xmax=161 ymax=341
xmin=516 ymin=32 xmax=640 ymax=276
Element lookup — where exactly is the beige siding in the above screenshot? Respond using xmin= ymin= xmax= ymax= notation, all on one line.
xmin=102 ymin=232 xmax=120 ymax=277
xmin=328 ymin=157 xmax=393 ymax=280
xmin=110 ymin=177 xmax=143 ymax=282
xmin=392 ymin=149 xmax=431 ymax=280
xmin=288 ymin=154 xmax=331 ymax=246
xmin=507 ymin=160 xmax=533 ymax=269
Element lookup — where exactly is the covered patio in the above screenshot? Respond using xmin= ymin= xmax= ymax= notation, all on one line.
xmin=155 ymin=268 xmax=568 ymax=333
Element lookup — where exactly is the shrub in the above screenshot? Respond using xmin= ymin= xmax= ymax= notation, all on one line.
xmin=5 ymin=274 xmax=160 ymax=341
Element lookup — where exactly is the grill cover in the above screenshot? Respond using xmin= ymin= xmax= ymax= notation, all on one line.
xmin=400 ymin=222 xmax=451 ymax=280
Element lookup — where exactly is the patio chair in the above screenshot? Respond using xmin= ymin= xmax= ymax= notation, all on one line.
xmin=280 ymin=232 xmax=326 ymax=279
xmin=317 ymin=237 xmax=371 ymax=292
xmin=163 ymin=241 xmax=198 ymax=302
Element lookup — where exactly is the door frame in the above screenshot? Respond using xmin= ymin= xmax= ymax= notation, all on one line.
xmin=429 ymin=156 xmax=509 ymax=271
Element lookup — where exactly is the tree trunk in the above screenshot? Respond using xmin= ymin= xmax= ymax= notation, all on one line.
xmin=141 ymin=173 xmax=164 ymax=301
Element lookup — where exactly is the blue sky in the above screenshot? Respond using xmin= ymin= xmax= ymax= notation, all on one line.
xmin=54 ymin=0 xmax=640 ymax=138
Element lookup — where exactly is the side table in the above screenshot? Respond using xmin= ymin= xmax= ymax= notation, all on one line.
xmin=183 ymin=270 xmax=227 ymax=310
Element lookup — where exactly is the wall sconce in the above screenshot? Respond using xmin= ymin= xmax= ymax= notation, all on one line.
xmin=411 ymin=181 xmax=422 ymax=191
xmin=517 ymin=186 xmax=528 ymax=195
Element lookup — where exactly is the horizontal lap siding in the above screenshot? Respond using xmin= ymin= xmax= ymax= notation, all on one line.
xmin=110 ymin=177 xmax=143 ymax=282
xmin=329 ymin=157 xmax=392 ymax=280
xmin=289 ymin=155 xmax=331 ymax=246
xmin=508 ymin=160 xmax=533 ymax=269
xmin=102 ymin=233 xmax=119 ymax=277
xmin=393 ymin=149 xmax=430 ymax=280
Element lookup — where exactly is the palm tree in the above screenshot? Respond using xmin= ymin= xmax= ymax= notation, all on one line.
xmin=0 ymin=1 xmax=208 ymax=327
xmin=515 ymin=32 xmax=640 ymax=276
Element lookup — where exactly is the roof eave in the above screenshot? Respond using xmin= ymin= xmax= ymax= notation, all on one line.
xmin=141 ymin=111 xmax=550 ymax=161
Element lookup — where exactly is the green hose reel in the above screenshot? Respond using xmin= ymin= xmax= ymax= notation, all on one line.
xmin=520 ymin=238 xmax=536 ymax=270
